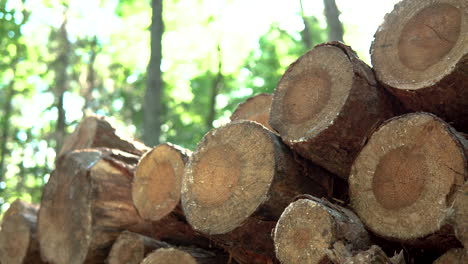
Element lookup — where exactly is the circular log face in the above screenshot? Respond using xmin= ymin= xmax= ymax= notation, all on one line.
xmin=398 ymin=4 xmax=461 ymax=71
xmin=133 ymin=144 xmax=187 ymax=221
xmin=270 ymin=45 xmax=353 ymax=142
xmin=274 ymin=199 xmax=334 ymax=264
xmin=181 ymin=121 xmax=276 ymax=234
xmin=372 ymin=0 xmax=468 ymax=89
xmin=231 ymin=93 xmax=274 ymax=131
xmin=350 ymin=113 xmax=467 ymax=240
xmin=141 ymin=248 xmax=196 ymax=264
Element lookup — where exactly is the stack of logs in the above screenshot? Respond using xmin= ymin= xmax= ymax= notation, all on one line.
xmin=0 ymin=0 xmax=467 ymax=263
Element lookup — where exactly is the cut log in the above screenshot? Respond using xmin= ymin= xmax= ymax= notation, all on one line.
xmin=349 ymin=113 xmax=467 ymax=250
xmin=106 ymin=231 xmax=171 ymax=264
xmin=0 ymin=200 xmax=44 ymax=264
xmin=273 ymin=195 xmax=371 ymax=264
xmin=451 ymin=182 xmax=468 ymax=248
xmin=231 ymin=93 xmax=274 ymax=131
xmin=326 ymin=242 xmax=406 ymax=264
xmin=433 ymin=248 xmax=467 ymax=264
xmin=38 ymin=149 xmax=153 ymax=264
xmin=181 ymin=121 xmax=335 ymax=263
xmin=59 ymin=114 xmax=149 ymax=157
xmin=269 ymin=41 xmax=394 ymax=178
xmin=371 ymin=0 xmax=468 ymax=131
xmin=140 ymin=247 xmax=228 ymax=264
xmin=133 ymin=143 xmax=191 ymax=221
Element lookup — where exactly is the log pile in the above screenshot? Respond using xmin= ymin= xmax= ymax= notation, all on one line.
xmin=1 ymin=0 xmax=467 ymax=263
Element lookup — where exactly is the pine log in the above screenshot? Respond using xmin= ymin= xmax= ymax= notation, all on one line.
xmin=141 ymin=247 xmax=228 ymax=264
xmin=326 ymin=242 xmax=406 ymax=264
xmin=433 ymin=248 xmax=467 ymax=264
xmin=59 ymin=114 xmax=149 ymax=157
xmin=133 ymin=143 xmax=191 ymax=221
xmin=106 ymin=231 xmax=171 ymax=264
xmin=231 ymin=93 xmax=274 ymax=131
xmin=0 ymin=200 xmax=44 ymax=264
xmin=269 ymin=41 xmax=394 ymax=179
xmin=371 ymin=0 xmax=468 ymax=131
xmin=38 ymin=149 xmax=153 ymax=264
xmin=181 ymin=121 xmax=336 ymax=263
xmin=349 ymin=113 xmax=467 ymax=251
xmin=451 ymin=182 xmax=468 ymax=248
xmin=273 ymin=195 xmax=371 ymax=264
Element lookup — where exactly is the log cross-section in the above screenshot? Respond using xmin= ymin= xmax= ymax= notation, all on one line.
xmin=349 ymin=113 xmax=467 ymax=250
xmin=269 ymin=41 xmax=394 ymax=179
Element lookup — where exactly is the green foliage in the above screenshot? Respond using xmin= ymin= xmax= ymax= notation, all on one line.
xmin=0 ymin=0 xmax=329 ymax=211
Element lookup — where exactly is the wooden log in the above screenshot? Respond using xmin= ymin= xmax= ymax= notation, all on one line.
xmin=326 ymin=242 xmax=406 ymax=264
xmin=59 ymin=114 xmax=149 ymax=157
xmin=371 ymin=0 xmax=468 ymax=132
xmin=433 ymin=248 xmax=467 ymax=264
xmin=349 ymin=113 xmax=467 ymax=251
xmin=106 ymin=231 xmax=171 ymax=264
xmin=0 ymin=200 xmax=44 ymax=264
xmin=231 ymin=93 xmax=274 ymax=131
xmin=38 ymin=148 xmax=153 ymax=264
xmin=133 ymin=143 xmax=191 ymax=222
xmin=451 ymin=182 xmax=468 ymax=248
xmin=273 ymin=195 xmax=371 ymax=264
xmin=181 ymin=121 xmax=335 ymax=263
xmin=269 ymin=41 xmax=394 ymax=179
xmin=140 ymin=247 xmax=228 ymax=264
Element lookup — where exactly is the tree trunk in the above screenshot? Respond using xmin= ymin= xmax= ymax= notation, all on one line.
xmin=38 ymin=149 xmax=153 ymax=264
xmin=0 ymin=200 xmax=44 ymax=264
xmin=273 ymin=195 xmax=371 ymax=264
xmin=269 ymin=42 xmax=394 ymax=179
xmin=133 ymin=143 xmax=191 ymax=222
xmin=230 ymin=93 xmax=274 ymax=131
xmin=349 ymin=113 xmax=466 ymax=252
xmin=82 ymin=36 xmax=99 ymax=113
xmin=206 ymin=44 xmax=224 ymax=129
xmin=59 ymin=114 xmax=149 ymax=157
xmin=181 ymin=121 xmax=336 ymax=263
xmin=141 ymin=247 xmax=228 ymax=264
xmin=106 ymin=231 xmax=171 ymax=264
xmin=0 ymin=79 xmax=15 ymax=185
xmin=323 ymin=0 xmax=344 ymax=42
xmin=53 ymin=15 xmax=71 ymax=154
xmin=371 ymin=0 xmax=468 ymax=132
xmin=143 ymin=0 xmax=164 ymax=146
xmin=299 ymin=0 xmax=312 ymax=49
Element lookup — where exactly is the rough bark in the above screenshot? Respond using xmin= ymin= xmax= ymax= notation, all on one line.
xmin=326 ymin=243 xmax=406 ymax=264
xmin=230 ymin=93 xmax=274 ymax=131
xmin=273 ymin=195 xmax=371 ymax=264
xmin=0 ymin=200 xmax=44 ymax=264
xmin=141 ymin=247 xmax=228 ymax=264
xmin=269 ymin=42 xmax=394 ymax=179
xmin=350 ymin=113 xmax=467 ymax=251
xmin=451 ymin=181 xmax=468 ymax=248
xmin=143 ymin=0 xmax=164 ymax=146
xmin=38 ymin=149 xmax=153 ymax=264
xmin=323 ymin=0 xmax=344 ymax=42
xmin=371 ymin=0 xmax=468 ymax=132
xmin=59 ymin=114 xmax=149 ymax=157
xmin=106 ymin=231 xmax=171 ymax=264
xmin=432 ymin=248 xmax=467 ymax=264
xmin=181 ymin=121 xmax=336 ymax=263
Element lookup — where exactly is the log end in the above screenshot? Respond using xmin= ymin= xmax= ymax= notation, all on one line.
xmin=106 ymin=231 xmax=145 ymax=264
xmin=231 ymin=93 xmax=274 ymax=131
xmin=141 ymin=248 xmax=197 ymax=264
xmin=350 ymin=113 xmax=467 ymax=240
xmin=133 ymin=143 xmax=189 ymax=221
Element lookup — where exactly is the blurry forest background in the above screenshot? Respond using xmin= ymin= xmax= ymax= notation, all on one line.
xmin=0 ymin=0 xmax=399 ymax=211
